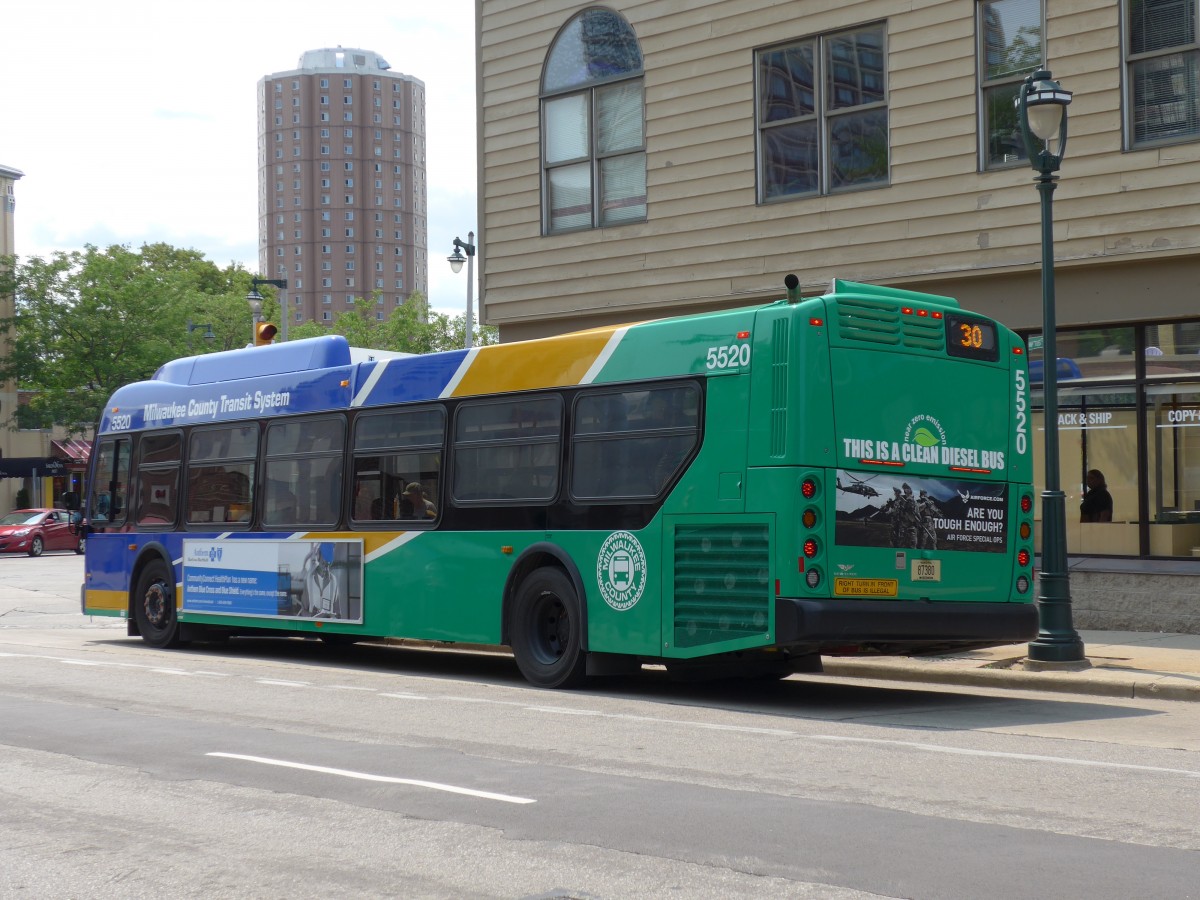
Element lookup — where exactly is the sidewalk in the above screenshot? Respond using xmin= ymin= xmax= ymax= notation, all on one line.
xmin=820 ymin=630 xmax=1200 ymax=702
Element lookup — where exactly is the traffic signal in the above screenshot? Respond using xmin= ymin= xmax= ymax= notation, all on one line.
xmin=254 ymin=321 xmax=278 ymax=346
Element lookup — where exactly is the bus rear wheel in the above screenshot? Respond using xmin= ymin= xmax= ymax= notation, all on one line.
xmin=511 ymin=568 xmax=587 ymax=689
xmin=134 ymin=559 xmax=181 ymax=648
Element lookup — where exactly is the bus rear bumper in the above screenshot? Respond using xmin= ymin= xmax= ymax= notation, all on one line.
xmin=776 ymin=597 xmax=1038 ymax=652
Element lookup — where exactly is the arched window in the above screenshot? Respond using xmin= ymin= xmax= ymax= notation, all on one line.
xmin=541 ymin=8 xmax=646 ymax=234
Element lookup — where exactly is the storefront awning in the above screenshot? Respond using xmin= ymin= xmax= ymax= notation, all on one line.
xmin=0 ymin=457 xmax=68 ymax=478
xmin=51 ymin=439 xmax=91 ymax=469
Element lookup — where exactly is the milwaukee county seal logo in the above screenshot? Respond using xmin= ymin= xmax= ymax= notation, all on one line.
xmin=596 ymin=531 xmax=648 ymax=612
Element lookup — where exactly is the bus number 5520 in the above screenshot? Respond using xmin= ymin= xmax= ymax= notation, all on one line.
xmin=706 ymin=343 xmax=750 ymax=370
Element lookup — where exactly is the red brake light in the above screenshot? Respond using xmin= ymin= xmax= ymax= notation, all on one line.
xmin=803 ymin=538 xmax=818 ymax=558
xmin=1021 ymin=494 xmax=1033 ymax=513
xmin=901 ymin=306 xmax=913 ymax=315
xmin=809 ymin=317 xmax=824 ymax=327
xmin=917 ymin=309 xmax=928 ymax=317
xmin=737 ymin=331 xmax=750 ymax=339
xmin=1018 ymin=549 xmax=1031 ymax=567
xmin=931 ymin=310 xmax=943 ymax=319
xmin=801 ymin=479 xmax=817 ymax=499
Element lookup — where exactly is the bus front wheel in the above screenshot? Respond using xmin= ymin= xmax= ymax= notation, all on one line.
xmin=511 ymin=568 xmax=587 ymax=689
xmin=133 ymin=559 xmax=181 ymax=648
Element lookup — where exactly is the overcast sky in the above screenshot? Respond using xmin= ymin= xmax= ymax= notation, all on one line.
xmin=3 ymin=1 xmax=479 ymax=316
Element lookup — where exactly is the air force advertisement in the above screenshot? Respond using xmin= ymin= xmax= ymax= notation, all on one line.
xmin=834 ymin=471 xmax=1009 ymax=553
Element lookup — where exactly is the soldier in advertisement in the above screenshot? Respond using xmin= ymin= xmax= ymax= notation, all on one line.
xmin=870 ymin=487 xmax=905 ymax=547
xmin=917 ymin=488 xmax=940 ymax=550
xmin=897 ymin=483 xmax=920 ymax=547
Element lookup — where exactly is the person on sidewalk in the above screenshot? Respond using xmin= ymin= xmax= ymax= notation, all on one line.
xmin=1080 ymin=469 xmax=1113 ymax=522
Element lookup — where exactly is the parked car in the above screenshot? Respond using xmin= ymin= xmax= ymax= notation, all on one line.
xmin=0 ymin=509 xmax=83 ymax=556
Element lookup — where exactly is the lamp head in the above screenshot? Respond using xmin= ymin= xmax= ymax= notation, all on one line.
xmin=448 ymin=248 xmax=465 ymax=274
xmin=246 ymin=288 xmax=264 ymax=318
xmin=1016 ymin=69 xmax=1071 ymax=173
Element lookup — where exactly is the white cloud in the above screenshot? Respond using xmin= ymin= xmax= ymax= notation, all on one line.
xmin=2 ymin=0 xmax=480 ymax=317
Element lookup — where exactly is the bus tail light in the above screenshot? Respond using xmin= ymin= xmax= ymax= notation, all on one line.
xmin=1017 ymin=549 xmax=1030 ymax=567
xmin=801 ymin=508 xmax=817 ymax=529
xmin=801 ymin=478 xmax=817 ymax=499
xmin=1016 ymin=575 xmax=1030 ymax=594
xmin=803 ymin=538 xmax=818 ymax=558
xmin=805 ymin=568 xmax=821 ymax=589
xmin=1021 ymin=494 xmax=1033 ymax=513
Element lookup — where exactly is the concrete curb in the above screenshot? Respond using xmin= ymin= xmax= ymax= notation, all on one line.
xmin=820 ymin=659 xmax=1200 ymax=702
xmin=380 ymin=638 xmax=1200 ymax=702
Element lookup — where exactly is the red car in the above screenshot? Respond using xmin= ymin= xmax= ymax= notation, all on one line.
xmin=0 ymin=508 xmax=83 ymax=556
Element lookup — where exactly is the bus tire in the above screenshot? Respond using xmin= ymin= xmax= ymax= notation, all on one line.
xmin=133 ymin=559 xmax=181 ymax=649
xmin=511 ymin=568 xmax=587 ymax=689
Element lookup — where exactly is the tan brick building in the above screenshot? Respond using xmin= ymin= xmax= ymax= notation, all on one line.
xmin=258 ymin=48 xmax=428 ymax=333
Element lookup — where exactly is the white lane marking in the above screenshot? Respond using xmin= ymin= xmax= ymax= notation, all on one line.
xmin=2 ymin=651 xmax=229 ymax=676
xmin=525 ymin=706 xmax=602 ymax=716
xmin=207 ymin=752 xmax=536 ymax=804
xmin=811 ymin=735 xmax=1200 ymax=778
xmin=380 ymin=692 xmax=429 ymax=700
xmin=256 ymin=679 xmax=311 ymax=687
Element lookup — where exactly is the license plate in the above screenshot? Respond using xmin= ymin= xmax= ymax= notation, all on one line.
xmin=834 ymin=577 xmax=899 ymax=597
xmin=912 ymin=559 xmax=942 ymax=582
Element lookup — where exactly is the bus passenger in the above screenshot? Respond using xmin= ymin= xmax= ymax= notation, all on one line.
xmin=401 ymin=482 xmax=436 ymax=519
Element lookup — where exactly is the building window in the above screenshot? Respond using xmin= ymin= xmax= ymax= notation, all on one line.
xmin=755 ymin=23 xmax=889 ymax=201
xmin=1126 ymin=0 xmax=1200 ymax=147
xmin=978 ymin=0 xmax=1043 ymax=168
xmin=540 ymin=8 xmax=646 ymax=234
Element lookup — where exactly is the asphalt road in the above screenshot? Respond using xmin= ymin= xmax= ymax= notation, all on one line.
xmin=2 ymin=554 xmax=1199 ymax=899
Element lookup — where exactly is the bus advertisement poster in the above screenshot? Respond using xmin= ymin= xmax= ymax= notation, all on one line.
xmin=833 ymin=471 xmax=1008 ymax=553
xmin=182 ymin=539 xmax=364 ymax=622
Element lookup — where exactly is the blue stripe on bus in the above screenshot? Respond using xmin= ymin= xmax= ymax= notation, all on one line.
xmin=352 ymin=350 xmax=469 ymax=407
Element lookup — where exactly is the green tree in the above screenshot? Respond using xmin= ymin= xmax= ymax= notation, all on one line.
xmin=0 ymin=244 xmax=269 ymax=435
xmin=290 ymin=291 xmax=498 ymax=353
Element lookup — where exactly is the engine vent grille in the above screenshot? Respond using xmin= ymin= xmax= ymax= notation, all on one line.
xmin=835 ymin=297 xmax=945 ymax=352
xmin=673 ymin=524 xmax=770 ymax=649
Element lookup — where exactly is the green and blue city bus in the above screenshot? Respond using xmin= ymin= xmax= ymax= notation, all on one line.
xmin=74 ymin=278 xmax=1037 ymax=687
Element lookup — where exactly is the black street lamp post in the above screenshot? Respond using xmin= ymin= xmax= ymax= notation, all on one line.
xmin=1015 ymin=70 xmax=1086 ymax=664
xmin=448 ymin=233 xmax=476 ymax=349
xmin=187 ymin=319 xmax=215 ymax=353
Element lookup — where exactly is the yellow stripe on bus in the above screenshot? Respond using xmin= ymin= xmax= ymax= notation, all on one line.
xmin=85 ymin=589 xmax=128 ymax=613
xmin=296 ymin=532 xmax=403 ymax=556
xmin=449 ymin=327 xmax=621 ymax=396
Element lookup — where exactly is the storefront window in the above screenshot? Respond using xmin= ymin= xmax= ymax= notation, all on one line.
xmin=1025 ymin=319 xmax=1200 ymax=558
xmin=1144 ymin=322 xmax=1200 ymax=378
xmin=1146 ymin=384 xmax=1200 ymax=556
xmin=1028 ymin=327 xmax=1137 ymax=556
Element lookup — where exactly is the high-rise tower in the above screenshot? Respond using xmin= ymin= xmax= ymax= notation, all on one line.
xmin=257 ymin=48 xmax=427 ymax=329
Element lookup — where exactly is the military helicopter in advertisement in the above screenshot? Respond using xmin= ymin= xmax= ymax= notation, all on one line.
xmin=836 ymin=473 xmax=881 ymax=498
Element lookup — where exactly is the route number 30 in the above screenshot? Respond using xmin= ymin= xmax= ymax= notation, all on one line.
xmin=705 ymin=343 xmax=750 ymax=370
